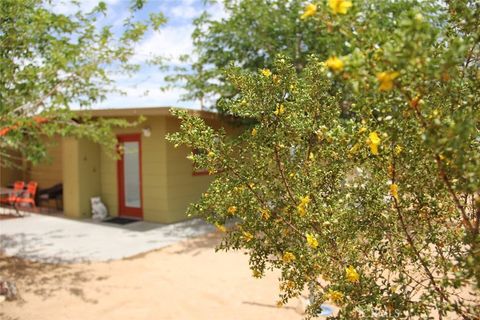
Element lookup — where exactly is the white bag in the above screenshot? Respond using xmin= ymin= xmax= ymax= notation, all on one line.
xmin=91 ymin=197 xmax=108 ymax=220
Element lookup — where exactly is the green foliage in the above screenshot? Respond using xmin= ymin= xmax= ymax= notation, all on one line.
xmin=165 ymin=0 xmax=332 ymax=109
xmin=0 ymin=0 xmax=162 ymax=165
xmin=168 ymin=0 xmax=480 ymax=318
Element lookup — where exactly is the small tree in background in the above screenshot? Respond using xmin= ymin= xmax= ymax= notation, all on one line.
xmin=168 ymin=0 xmax=480 ymax=318
xmin=165 ymin=0 xmax=336 ymax=110
xmin=0 ymin=0 xmax=165 ymax=165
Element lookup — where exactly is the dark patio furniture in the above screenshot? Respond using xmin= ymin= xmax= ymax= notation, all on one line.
xmin=37 ymin=183 xmax=63 ymax=210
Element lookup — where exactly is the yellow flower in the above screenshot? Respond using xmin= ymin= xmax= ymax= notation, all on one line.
xmin=282 ymin=251 xmax=296 ymax=263
xmin=297 ymin=195 xmax=311 ymax=216
xmin=325 ymin=56 xmax=344 ymax=72
xmin=390 ymin=183 xmax=399 ymax=201
xmin=215 ymin=223 xmax=226 ymax=233
xmin=242 ymin=231 xmax=254 ymax=242
xmin=280 ymin=280 xmax=296 ymax=291
xmin=300 ymin=3 xmax=317 ymax=19
xmin=299 ymin=195 xmax=311 ymax=207
xmin=274 ymin=104 xmax=285 ymax=116
xmin=297 ymin=206 xmax=306 ymax=216
xmin=260 ymin=208 xmax=271 ymax=220
xmin=227 ymin=206 xmax=237 ymax=215
xmin=395 ymin=145 xmax=403 ymax=155
xmin=252 ymin=269 xmax=262 ymax=278
xmin=327 ymin=289 xmax=344 ymax=303
xmin=358 ymin=127 xmax=367 ymax=133
xmin=251 ymin=128 xmax=257 ymax=136
xmin=207 ymin=151 xmax=215 ymax=158
xmin=376 ymin=71 xmax=400 ymax=91
xmin=367 ymin=131 xmax=381 ymax=155
xmin=261 ymin=68 xmax=272 ymax=77
xmin=328 ymin=0 xmax=352 ymax=15
xmin=306 ymin=233 xmax=318 ymax=248
xmin=345 ymin=265 xmax=360 ymax=283
xmin=272 ymin=74 xmax=281 ymax=84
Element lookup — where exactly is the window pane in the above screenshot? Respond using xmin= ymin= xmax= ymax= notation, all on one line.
xmin=123 ymin=141 xmax=141 ymax=208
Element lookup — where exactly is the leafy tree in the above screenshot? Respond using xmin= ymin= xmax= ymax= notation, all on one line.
xmin=168 ymin=0 xmax=480 ymax=318
xmin=0 ymin=0 xmax=165 ymax=166
xmin=165 ymin=0 xmax=338 ymax=109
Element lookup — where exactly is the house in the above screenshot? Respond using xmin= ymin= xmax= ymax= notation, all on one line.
xmin=0 ymin=107 xmax=237 ymax=224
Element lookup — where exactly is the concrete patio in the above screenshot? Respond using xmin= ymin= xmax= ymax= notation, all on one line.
xmin=0 ymin=212 xmax=215 ymax=263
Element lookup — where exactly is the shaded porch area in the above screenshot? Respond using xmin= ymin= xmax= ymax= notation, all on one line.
xmin=0 ymin=212 xmax=214 ymax=263
xmin=0 ymin=137 xmax=64 ymax=215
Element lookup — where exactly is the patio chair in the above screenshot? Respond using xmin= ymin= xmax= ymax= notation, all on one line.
xmin=0 ymin=181 xmax=25 ymax=206
xmin=15 ymin=181 xmax=38 ymax=208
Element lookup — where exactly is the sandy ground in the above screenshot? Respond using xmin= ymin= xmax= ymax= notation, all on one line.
xmin=0 ymin=232 xmax=307 ymax=320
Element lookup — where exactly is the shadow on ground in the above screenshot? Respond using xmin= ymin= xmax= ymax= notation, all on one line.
xmin=0 ymin=254 xmax=107 ymax=304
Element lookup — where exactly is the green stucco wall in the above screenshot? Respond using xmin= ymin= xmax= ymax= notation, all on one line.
xmin=98 ymin=116 xmax=170 ymax=221
xmin=163 ymin=117 xmax=216 ymax=223
xmin=29 ymin=136 xmax=63 ymax=190
xmin=63 ymin=138 xmax=101 ymax=218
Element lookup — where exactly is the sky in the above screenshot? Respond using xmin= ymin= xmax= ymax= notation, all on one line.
xmin=55 ymin=0 xmax=226 ymax=110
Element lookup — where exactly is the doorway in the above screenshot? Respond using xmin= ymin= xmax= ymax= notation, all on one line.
xmin=117 ymin=134 xmax=143 ymax=219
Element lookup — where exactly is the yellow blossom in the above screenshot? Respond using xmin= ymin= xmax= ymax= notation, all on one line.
xmin=300 ymin=3 xmax=317 ymax=19
xmin=299 ymin=195 xmax=311 ymax=207
xmin=227 ymin=206 xmax=237 ymax=215
xmin=215 ymin=223 xmax=226 ymax=233
xmin=260 ymin=208 xmax=271 ymax=220
xmin=251 ymin=128 xmax=257 ymax=136
xmin=358 ymin=127 xmax=367 ymax=133
xmin=242 ymin=231 xmax=254 ymax=242
xmin=252 ymin=269 xmax=262 ymax=278
xmin=325 ymin=56 xmax=345 ymax=72
xmin=345 ymin=265 xmax=360 ymax=283
xmin=390 ymin=183 xmax=399 ymax=201
xmin=280 ymin=280 xmax=296 ymax=291
xmin=327 ymin=289 xmax=344 ymax=303
xmin=207 ymin=151 xmax=215 ymax=158
xmin=306 ymin=233 xmax=318 ymax=248
xmin=395 ymin=145 xmax=403 ymax=155
xmin=282 ymin=251 xmax=296 ymax=263
xmin=272 ymin=74 xmax=281 ymax=84
xmin=297 ymin=195 xmax=311 ymax=216
xmin=367 ymin=131 xmax=381 ymax=155
xmin=274 ymin=104 xmax=285 ymax=116
xmin=261 ymin=68 xmax=272 ymax=77
xmin=297 ymin=206 xmax=307 ymax=216
xmin=328 ymin=0 xmax=352 ymax=14
xmin=376 ymin=71 xmax=400 ymax=91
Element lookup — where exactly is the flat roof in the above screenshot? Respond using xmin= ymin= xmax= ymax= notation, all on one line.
xmin=78 ymin=106 xmax=219 ymax=119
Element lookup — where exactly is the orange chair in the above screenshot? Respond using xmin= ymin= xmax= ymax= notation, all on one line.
xmin=0 ymin=181 xmax=25 ymax=205
xmin=15 ymin=181 xmax=38 ymax=208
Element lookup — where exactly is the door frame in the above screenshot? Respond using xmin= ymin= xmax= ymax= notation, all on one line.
xmin=117 ymin=133 xmax=143 ymax=219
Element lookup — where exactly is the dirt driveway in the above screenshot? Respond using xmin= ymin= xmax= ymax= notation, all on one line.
xmin=0 ymin=233 xmax=307 ymax=320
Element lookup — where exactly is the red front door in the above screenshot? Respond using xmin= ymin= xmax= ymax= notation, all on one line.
xmin=117 ymin=134 xmax=143 ymax=219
